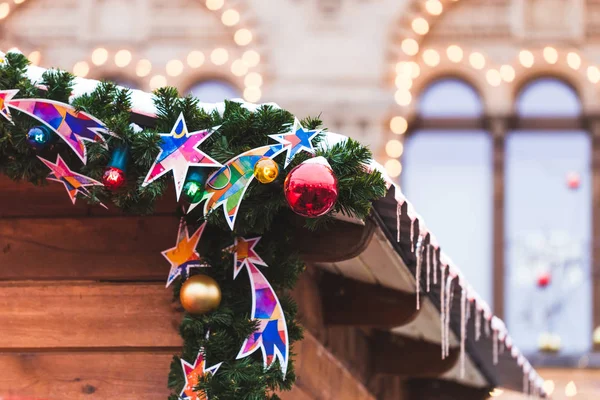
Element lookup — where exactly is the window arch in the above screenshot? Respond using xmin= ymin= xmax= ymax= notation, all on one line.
xmin=505 ymin=77 xmax=591 ymax=354
xmin=516 ymin=78 xmax=581 ymax=117
xmin=403 ymin=78 xmax=493 ymax=305
xmin=186 ymin=79 xmax=241 ymax=103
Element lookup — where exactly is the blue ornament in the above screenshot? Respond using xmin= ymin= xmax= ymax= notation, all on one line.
xmin=27 ymin=126 xmax=52 ymax=149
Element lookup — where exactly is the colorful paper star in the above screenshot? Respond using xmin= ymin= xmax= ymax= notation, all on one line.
xmin=163 ymin=219 xmax=208 ymax=287
xmin=142 ymin=113 xmax=221 ymax=200
xmin=269 ymin=118 xmax=321 ymax=168
xmin=232 ymin=236 xmax=267 ymax=278
xmin=180 ymin=349 xmax=222 ymax=400
xmin=0 ymin=89 xmax=18 ymax=123
xmin=8 ymin=97 xmax=111 ymax=164
xmin=37 ymin=154 xmax=106 ymax=208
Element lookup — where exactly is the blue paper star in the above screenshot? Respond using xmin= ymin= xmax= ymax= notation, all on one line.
xmin=268 ymin=118 xmax=321 ymax=168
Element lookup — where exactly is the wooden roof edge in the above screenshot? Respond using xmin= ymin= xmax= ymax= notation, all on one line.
xmin=370 ymin=186 xmax=548 ymax=397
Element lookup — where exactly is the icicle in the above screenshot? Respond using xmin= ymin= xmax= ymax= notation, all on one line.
xmin=410 ymin=218 xmax=415 ymax=252
xmin=500 ymin=338 xmax=505 ymax=354
xmin=396 ymin=202 xmax=401 ymax=242
xmin=523 ymin=372 xmax=529 ymax=396
xmin=415 ymin=236 xmax=423 ymax=310
xmin=444 ymin=274 xmax=455 ymax=359
xmin=440 ymin=266 xmax=446 ymax=359
xmin=484 ymin=317 xmax=491 ymax=337
xmin=493 ymin=330 xmax=498 ymax=365
xmin=432 ymin=248 xmax=438 ymax=285
xmin=465 ymin=299 xmax=471 ymax=322
xmin=426 ymin=244 xmax=431 ymax=292
xmin=460 ymin=288 xmax=467 ymax=379
xmin=475 ymin=308 xmax=482 ymax=341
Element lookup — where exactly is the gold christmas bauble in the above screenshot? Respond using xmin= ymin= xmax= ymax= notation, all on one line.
xmin=253 ymin=157 xmax=279 ymax=184
xmin=180 ymin=275 xmax=222 ymax=315
xmin=593 ymin=326 xmax=600 ymax=346
xmin=538 ymin=332 xmax=561 ymax=353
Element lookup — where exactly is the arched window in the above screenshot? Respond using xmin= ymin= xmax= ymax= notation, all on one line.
xmin=187 ymin=79 xmax=240 ymax=103
xmin=402 ymin=78 xmax=493 ymax=305
xmin=505 ymin=78 xmax=591 ymax=354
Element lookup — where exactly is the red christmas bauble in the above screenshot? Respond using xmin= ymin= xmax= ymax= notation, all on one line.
xmin=537 ymin=271 xmax=551 ymax=288
xmin=102 ymin=166 xmax=126 ymax=191
xmin=566 ymin=172 xmax=580 ymax=190
xmin=284 ymin=157 xmax=338 ymax=218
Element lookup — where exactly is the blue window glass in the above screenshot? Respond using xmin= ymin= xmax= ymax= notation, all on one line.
xmin=403 ymin=79 xmax=493 ymax=305
xmin=187 ymin=79 xmax=240 ymax=103
xmin=505 ymin=79 xmax=590 ymax=354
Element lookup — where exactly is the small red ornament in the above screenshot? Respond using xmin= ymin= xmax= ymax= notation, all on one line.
xmin=102 ymin=166 xmax=126 ymax=190
xmin=284 ymin=156 xmax=338 ymax=218
xmin=537 ymin=271 xmax=551 ymax=288
xmin=566 ymin=172 xmax=581 ymax=190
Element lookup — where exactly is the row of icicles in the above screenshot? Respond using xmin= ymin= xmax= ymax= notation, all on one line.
xmin=396 ymin=200 xmax=546 ymax=398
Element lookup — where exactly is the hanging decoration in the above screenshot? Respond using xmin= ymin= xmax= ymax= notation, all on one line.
xmin=38 ymin=154 xmax=106 ymax=208
xmin=102 ymin=145 xmax=129 ymax=191
xmin=180 ymin=348 xmax=222 ymax=400
xmin=536 ymin=271 xmax=551 ymax=288
xmin=253 ymin=157 xmax=279 ymax=184
xmin=180 ymin=274 xmax=222 ymax=315
xmin=163 ymin=219 xmax=208 ymax=287
xmin=190 ymin=143 xmax=286 ymax=229
xmin=230 ymin=236 xmax=289 ymax=377
xmin=26 ymin=125 xmax=53 ymax=150
xmin=284 ymin=156 xmax=338 ymax=217
xmin=182 ymin=168 xmax=209 ymax=203
xmin=566 ymin=171 xmax=581 ymax=190
xmin=142 ymin=113 xmax=221 ymax=200
xmin=269 ymin=117 xmax=321 ymax=168
xmin=2 ymin=92 xmax=111 ymax=163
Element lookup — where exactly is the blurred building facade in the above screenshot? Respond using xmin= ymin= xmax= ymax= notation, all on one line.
xmin=2 ymin=0 xmax=600 ymax=398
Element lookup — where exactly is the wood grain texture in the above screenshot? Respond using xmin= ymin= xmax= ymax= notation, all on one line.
xmin=0 ymin=217 xmax=179 ymax=281
xmin=0 ymin=351 xmax=173 ymax=400
xmin=0 ymin=281 xmax=182 ymax=349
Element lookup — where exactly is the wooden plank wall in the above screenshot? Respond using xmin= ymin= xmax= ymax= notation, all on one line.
xmin=0 ymin=176 xmax=379 ymax=400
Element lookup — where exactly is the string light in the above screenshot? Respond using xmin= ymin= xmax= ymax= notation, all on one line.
xmin=115 ymin=49 xmax=132 ymax=67
xmin=447 ymin=45 xmax=463 ymax=63
xmin=519 ymin=50 xmax=534 ymax=68
xmin=206 ymin=0 xmax=224 ymax=11
xmin=72 ymin=61 xmax=90 ymax=77
xmin=396 ymin=61 xmax=420 ymax=78
xmin=425 ymin=0 xmax=443 ymax=15
xmin=211 ymin=48 xmax=229 ymax=65
xmin=242 ymin=50 xmax=260 ymax=67
xmin=499 ymin=65 xmax=515 ymax=82
xmin=486 ymin=69 xmax=501 ymax=86
xmin=149 ymin=75 xmax=167 ymax=90
xmin=91 ymin=48 xmax=108 ymax=66
xmin=244 ymin=87 xmax=261 ymax=102
xmin=469 ymin=52 xmax=485 ymax=70
xmin=395 ymin=75 xmax=413 ymax=90
xmin=187 ymin=51 xmax=205 ymax=68
xmin=135 ymin=59 xmax=152 ymax=77
xmin=542 ymin=380 xmax=555 ymax=396
xmin=412 ymin=17 xmax=430 ymax=35
xmin=384 ymin=159 xmax=402 ymax=178
xmin=401 ymin=39 xmax=419 ymax=56
xmin=565 ymin=381 xmax=577 ymax=397
xmin=423 ymin=49 xmax=440 ymax=67
xmin=543 ymin=46 xmax=558 ymax=64
xmin=0 ymin=3 xmax=10 ymax=20
xmin=234 ymin=29 xmax=253 ymax=46
xmin=390 ymin=116 xmax=408 ymax=135
xmin=394 ymin=89 xmax=412 ymax=106
xmin=567 ymin=52 xmax=581 ymax=70
xmin=588 ymin=65 xmax=600 ymax=83
xmin=166 ymin=59 xmax=184 ymax=77
xmin=488 ymin=389 xmax=504 ymax=397
xmin=244 ymin=72 xmax=263 ymax=87
xmin=14 ymin=0 xmax=26 ymax=3
xmin=221 ymin=9 xmax=240 ymax=26
xmin=231 ymin=60 xmax=248 ymax=76
xmin=385 ymin=140 xmax=404 ymax=158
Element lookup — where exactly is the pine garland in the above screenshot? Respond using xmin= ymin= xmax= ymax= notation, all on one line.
xmin=0 ymin=53 xmax=387 ymax=399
